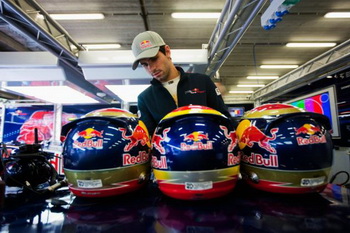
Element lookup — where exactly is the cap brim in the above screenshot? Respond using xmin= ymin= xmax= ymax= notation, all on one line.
xmin=132 ymin=47 xmax=160 ymax=70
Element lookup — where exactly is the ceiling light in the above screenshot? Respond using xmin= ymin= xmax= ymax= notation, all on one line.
xmin=260 ymin=65 xmax=299 ymax=69
xmin=0 ymin=51 xmax=110 ymax=104
xmin=324 ymin=12 xmax=350 ymax=18
xmin=247 ymin=76 xmax=279 ymax=79
xmin=5 ymin=86 xmax=99 ymax=104
xmin=82 ymin=44 xmax=121 ymax=50
xmin=229 ymin=91 xmax=254 ymax=94
xmin=171 ymin=12 xmax=220 ymax=19
xmin=237 ymin=84 xmax=265 ymax=87
xmin=49 ymin=13 xmax=104 ymax=20
xmin=286 ymin=43 xmax=336 ymax=47
xmin=105 ymin=85 xmax=149 ymax=102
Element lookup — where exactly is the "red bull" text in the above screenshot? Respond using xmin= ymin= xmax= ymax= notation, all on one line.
xmin=152 ymin=156 xmax=167 ymax=169
xmin=242 ymin=153 xmax=278 ymax=168
xmin=180 ymin=141 xmax=213 ymax=151
xmin=297 ymin=134 xmax=327 ymax=146
xmin=73 ymin=138 xmax=103 ymax=149
xmin=228 ymin=152 xmax=241 ymax=166
xmin=123 ymin=151 xmax=149 ymax=166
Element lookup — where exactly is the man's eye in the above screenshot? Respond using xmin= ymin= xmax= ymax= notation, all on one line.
xmin=141 ymin=63 xmax=148 ymax=67
xmin=150 ymin=57 xmax=158 ymax=62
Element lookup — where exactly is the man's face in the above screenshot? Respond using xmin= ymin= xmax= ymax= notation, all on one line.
xmin=139 ymin=46 xmax=172 ymax=82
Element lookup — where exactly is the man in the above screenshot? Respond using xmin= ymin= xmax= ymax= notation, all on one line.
xmin=132 ymin=31 xmax=231 ymax=135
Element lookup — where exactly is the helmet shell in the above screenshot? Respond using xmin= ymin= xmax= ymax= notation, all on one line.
xmin=151 ymin=105 xmax=240 ymax=200
xmin=236 ymin=103 xmax=333 ymax=194
xmin=62 ymin=108 xmax=151 ymax=197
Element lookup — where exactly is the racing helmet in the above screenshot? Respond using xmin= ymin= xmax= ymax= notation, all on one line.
xmin=151 ymin=105 xmax=240 ymax=200
xmin=236 ymin=103 xmax=333 ymax=194
xmin=62 ymin=108 xmax=151 ymax=197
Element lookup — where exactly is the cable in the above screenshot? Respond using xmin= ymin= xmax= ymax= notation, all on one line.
xmin=329 ymin=170 xmax=350 ymax=186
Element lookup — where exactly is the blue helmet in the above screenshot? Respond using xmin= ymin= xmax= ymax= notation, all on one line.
xmin=62 ymin=108 xmax=151 ymax=197
xmin=236 ymin=103 xmax=333 ymax=194
xmin=151 ymin=105 xmax=240 ymax=200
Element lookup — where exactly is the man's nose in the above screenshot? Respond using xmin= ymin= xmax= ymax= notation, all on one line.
xmin=147 ymin=61 xmax=156 ymax=71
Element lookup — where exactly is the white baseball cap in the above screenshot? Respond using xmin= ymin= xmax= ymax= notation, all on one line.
xmin=131 ymin=31 xmax=166 ymax=70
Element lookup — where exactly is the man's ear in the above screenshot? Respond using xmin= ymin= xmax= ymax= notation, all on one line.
xmin=165 ymin=45 xmax=171 ymax=57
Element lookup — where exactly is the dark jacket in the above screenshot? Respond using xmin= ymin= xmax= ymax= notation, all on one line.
xmin=137 ymin=67 xmax=231 ymax=135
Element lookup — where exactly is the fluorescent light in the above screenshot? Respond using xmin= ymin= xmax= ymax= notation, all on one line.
xmin=247 ymin=76 xmax=279 ymax=79
xmin=49 ymin=13 xmax=104 ymax=20
xmin=171 ymin=12 xmax=220 ymax=19
xmin=82 ymin=44 xmax=121 ymax=50
xmin=324 ymin=12 xmax=350 ymax=18
xmin=260 ymin=65 xmax=299 ymax=69
xmin=5 ymin=86 xmax=99 ymax=104
xmin=237 ymin=84 xmax=265 ymax=87
xmin=286 ymin=43 xmax=336 ymax=48
xmin=229 ymin=91 xmax=254 ymax=94
xmin=105 ymin=85 xmax=149 ymax=102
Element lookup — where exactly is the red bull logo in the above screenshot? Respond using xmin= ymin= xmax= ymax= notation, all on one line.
xmin=77 ymin=128 xmax=104 ymax=139
xmin=140 ymin=40 xmax=152 ymax=49
xmin=240 ymin=126 xmax=278 ymax=154
xmin=181 ymin=131 xmax=213 ymax=151
xmin=74 ymin=128 xmax=104 ymax=149
xmin=295 ymin=124 xmax=326 ymax=146
xmin=220 ymin=125 xmax=238 ymax=152
xmin=152 ymin=127 xmax=170 ymax=154
xmin=119 ymin=125 xmax=150 ymax=152
xmin=242 ymin=153 xmax=279 ymax=168
xmin=183 ymin=131 xmax=209 ymax=142
xmin=295 ymin=124 xmax=321 ymax=135
xmin=185 ymin=88 xmax=206 ymax=94
xmin=123 ymin=151 xmax=149 ymax=166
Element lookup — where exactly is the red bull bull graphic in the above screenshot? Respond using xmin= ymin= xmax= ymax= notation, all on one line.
xmin=77 ymin=128 xmax=104 ymax=138
xmin=119 ymin=124 xmax=150 ymax=152
xmin=295 ymin=123 xmax=321 ymax=135
xmin=239 ymin=122 xmax=278 ymax=154
xmin=140 ymin=40 xmax=152 ymax=49
xmin=220 ymin=125 xmax=240 ymax=166
xmin=220 ymin=125 xmax=238 ymax=152
xmin=5 ymin=109 xmax=77 ymax=145
xmin=183 ymin=131 xmax=209 ymax=141
xmin=74 ymin=128 xmax=104 ymax=149
xmin=152 ymin=127 xmax=170 ymax=154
